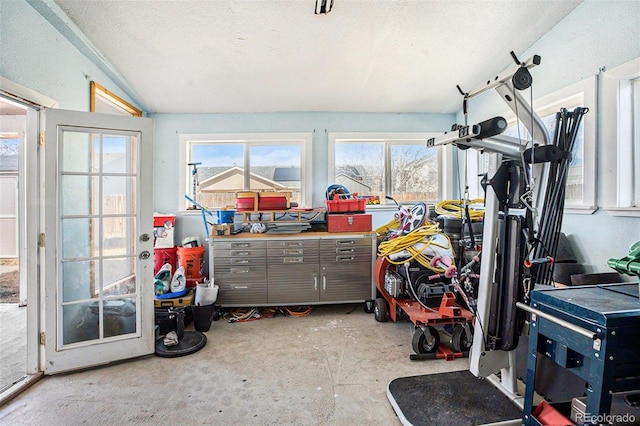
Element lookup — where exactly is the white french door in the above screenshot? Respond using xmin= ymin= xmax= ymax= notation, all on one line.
xmin=42 ymin=109 xmax=154 ymax=374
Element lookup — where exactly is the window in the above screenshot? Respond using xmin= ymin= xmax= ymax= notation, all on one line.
xmin=470 ymin=76 xmax=596 ymax=213
xmin=602 ymin=57 xmax=640 ymax=216
xmin=90 ymin=81 xmax=142 ymax=117
xmin=328 ymin=133 xmax=442 ymax=205
xmin=178 ymin=133 xmax=312 ymax=211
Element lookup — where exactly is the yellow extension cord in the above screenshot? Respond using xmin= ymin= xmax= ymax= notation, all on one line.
xmin=377 ymin=224 xmax=454 ymax=272
xmin=434 ymin=199 xmax=485 ymax=220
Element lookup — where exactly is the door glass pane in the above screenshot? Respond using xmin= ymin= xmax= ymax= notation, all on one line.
xmin=61 ymin=131 xmax=96 ymax=173
xmin=62 ymin=260 xmax=98 ymax=303
xmin=104 ymin=216 xmax=136 ymax=256
xmin=63 ymin=302 xmax=98 ymax=345
xmin=58 ymin=128 xmax=140 ymax=346
xmin=103 ymin=257 xmax=136 ymax=297
xmin=103 ymin=135 xmax=136 ymax=174
xmin=103 ymin=176 xmax=136 ymax=214
xmin=61 ymin=218 xmax=98 ymax=259
xmin=61 ymin=175 xmax=96 ymax=216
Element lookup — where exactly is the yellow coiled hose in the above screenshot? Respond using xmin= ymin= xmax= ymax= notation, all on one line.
xmin=377 ymin=224 xmax=454 ymax=273
xmin=435 ymin=199 xmax=484 ymax=220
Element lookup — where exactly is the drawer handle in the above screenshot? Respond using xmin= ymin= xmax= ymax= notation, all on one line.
xmin=284 ymin=241 xmax=303 ymax=247
xmin=231 ymin=243 xmax=250 ymax=248
xmin=284 ymin=249 xmax=303 ymax=255
xmin=230 ymin=259 xmax=249 ymax=264
xmin=231 ymin=251 xmax=250 ymax=256
xmin=283 ymin=257 xmax=303 ymax=263
xmin=336 ymin=248 xmax=354 ymax=253
xmin=230 ymin=268 xmax=250 ymax=274
xmin=232 ymin=285 xmax=249 ymax=289
xmin=337 ymin=240 xmax=355 ymax=245
xmin=336 ymin=255 xmax=355 ymax=261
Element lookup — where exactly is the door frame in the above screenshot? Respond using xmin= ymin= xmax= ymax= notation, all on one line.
xmin=0 ymin=79 xmax=54 ymax=403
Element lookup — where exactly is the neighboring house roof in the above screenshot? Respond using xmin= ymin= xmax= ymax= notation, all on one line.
xmin=273 ymin=166 xmax=300 ymax=181
xmin=335 ymin=165 xmax=362 ymax=181
xmin=334 ymin=173 xmax=371 ymax=194
xmin=199 ymin=165 xmax=288 ymax=192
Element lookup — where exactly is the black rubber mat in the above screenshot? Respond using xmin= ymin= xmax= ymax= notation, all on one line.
xmin=387 ymin=370 xmax=522 ymax=425
xmin=155 ymin=331 xmax=207 ymax=358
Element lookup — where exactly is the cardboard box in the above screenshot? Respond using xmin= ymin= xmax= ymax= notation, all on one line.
xmin=327 ymin=213 xmax=372 ymax=232
xmin=154 ymin=214 xmax=175 ymax=248
xmin=211 ymin=223 xmax=232 ymax=236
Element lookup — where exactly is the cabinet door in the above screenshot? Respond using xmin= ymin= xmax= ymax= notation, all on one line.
xmin=267 ymin=239 xmax=320 ymax=304
xmin=320 ymin=237 xmax=373 ymax=302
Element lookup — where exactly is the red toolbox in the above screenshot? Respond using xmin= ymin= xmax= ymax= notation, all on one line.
xmin=327 ymin=213 xmax=372 ymax=232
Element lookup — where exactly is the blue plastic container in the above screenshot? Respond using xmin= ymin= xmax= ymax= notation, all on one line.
xmin=217 ymin=210 xmax=235 ymax=224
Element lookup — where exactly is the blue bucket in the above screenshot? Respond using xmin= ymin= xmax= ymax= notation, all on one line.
xmin=217 ymin=210 xmax=235 ymax=224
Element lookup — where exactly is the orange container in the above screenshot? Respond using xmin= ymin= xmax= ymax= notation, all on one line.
xmin=154 ymin=247 xmax=177 ymax=275
xmin=177 ymin=245 xmax=205 ymax=280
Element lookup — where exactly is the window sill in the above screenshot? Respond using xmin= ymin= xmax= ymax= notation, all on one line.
xmin=603 ymin=207 xmax=640 ymax=218
xmin=563 ymin=205 xmax=598 ymax=215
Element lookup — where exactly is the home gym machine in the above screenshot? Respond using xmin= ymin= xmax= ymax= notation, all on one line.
xmin=386 ymin=51 xmax=601 ymax=425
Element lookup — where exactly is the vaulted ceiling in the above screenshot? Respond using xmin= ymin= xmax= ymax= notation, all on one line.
xmin=52 ymin=0 xmax=582 ymax=114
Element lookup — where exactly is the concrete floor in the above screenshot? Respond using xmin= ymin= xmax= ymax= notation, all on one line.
xmin=0 ymin=304 xmax=469 ymax=425
xmin=0 ymin=303 xmax=26 ymax=389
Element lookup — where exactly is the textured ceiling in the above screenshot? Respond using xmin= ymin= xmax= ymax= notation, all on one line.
xmin=53 ymin=0 xmax=582 ymax=114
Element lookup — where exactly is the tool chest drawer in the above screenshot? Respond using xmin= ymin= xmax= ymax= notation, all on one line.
xmin=320 ymin=238 xmax=372 ymax=262
xmin=214 ymin=265 xmax=267 ymax=305
xmin=266 ymin=239 xmax=320 ymax=257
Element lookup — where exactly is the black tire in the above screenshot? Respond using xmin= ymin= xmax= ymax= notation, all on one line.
xmin=451 ymin=324 xmax=473 ymax=353
xmin=364 ymin=300 xmax=375 ymax=314
xmin=412 ymin=326 xmax=440 ymax=354
xmin=373 ymin=298 xmax=388 ymax=322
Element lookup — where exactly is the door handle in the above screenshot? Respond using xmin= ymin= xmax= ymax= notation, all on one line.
xmin=313 ymin=274 xmax=318 ymax=291
xmin=322 ymin=275 xmax=326 ymax=291
xmin=139 ymin=250 xmax=151 ymax=260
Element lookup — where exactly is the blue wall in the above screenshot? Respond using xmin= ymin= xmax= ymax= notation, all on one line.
xmin=0 ymin=0 xmax=140 ymax=112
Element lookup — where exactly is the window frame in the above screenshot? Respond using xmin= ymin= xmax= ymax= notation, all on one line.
xmin=178 ymin=132 xmax=313 ymax=212
xmin=602 ymin=57 xmax=640 ymax=217
xmin=471 ymin=76 xmax=597 ymax=214
xmin=328 ymin=132 xmax=447 ymax=207
xmin=90 ymin=81 xmax=142 ymax=117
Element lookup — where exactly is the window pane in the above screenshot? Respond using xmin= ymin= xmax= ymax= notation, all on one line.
xmin=500 ymin=110 xmax=585 ymax=205
xmin=192 ymin=143 xmax=243 ymax=209
xmin=390 ymin=145 xmax=439 ymax=203
xmin=249 ymin=145 xmax=301 ymax=204
xmin=190 ymin=142 xmax=304 ymax=209
xmin=541 ymin=112 xmax=584 ymax=204
xmin=334 ymin=143 xmax=384 ymax=200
